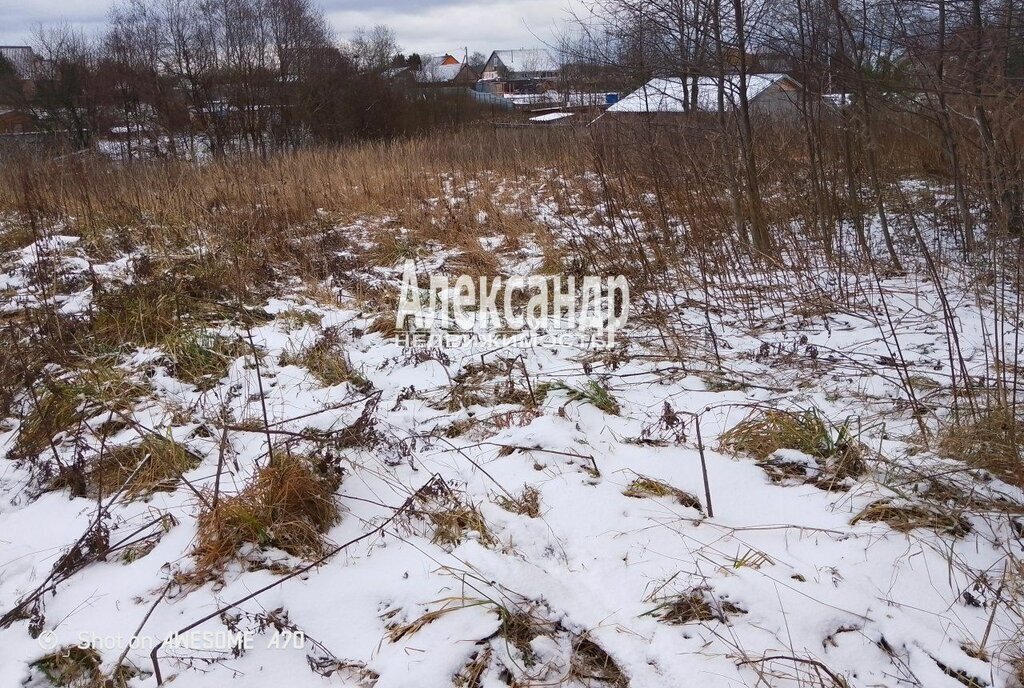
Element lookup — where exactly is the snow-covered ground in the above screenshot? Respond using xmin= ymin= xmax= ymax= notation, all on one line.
xmin=0 ymin=181 xmax=1021 ymax=688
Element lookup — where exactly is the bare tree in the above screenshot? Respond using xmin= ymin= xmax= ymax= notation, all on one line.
xmin=347 ymin=25 xmax=400 ymax=73
xmin=32 ymin=25 xmax=102 ymax=150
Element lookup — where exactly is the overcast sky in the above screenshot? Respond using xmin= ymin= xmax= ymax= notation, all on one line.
xmin=0 ymin=0 xmax=580 ymax=56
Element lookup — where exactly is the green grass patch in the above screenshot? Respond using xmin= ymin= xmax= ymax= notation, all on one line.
xmin=547 ymin=380 xmax=620 ymax=415
xmin=281 ymin=329 xmax=371 ymax=391
xmin=163 ymin=330 xmax=246 ymax=389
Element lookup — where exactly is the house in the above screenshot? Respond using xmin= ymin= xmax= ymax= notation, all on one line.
xmin=385 ymin=54 xmax=479 ymax=88
xmin=0 ymin=46 xmax=42 ymax=79
xmin=0 ymin=108 xmax=35 ymax=134
xmin=0 ymin=47 xmax=41 ymax=134
xmin=432 ymin=54 xmax=460 ymax=67
xmin=0 ymin=46 xmax=43 ymax=103
xmin=605 ymin=73 xmax=804 ymax=118
xmin=415 ymin=55 xmax=479 ymax=87
xmin=479 ymin=49 xmax=560 ymax=95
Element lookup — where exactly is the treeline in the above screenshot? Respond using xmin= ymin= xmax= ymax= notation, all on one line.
xmin=0 ymin=0 xmax=486 ymax=158
xmin=567 ymin=0 xmax=1024 ymax=245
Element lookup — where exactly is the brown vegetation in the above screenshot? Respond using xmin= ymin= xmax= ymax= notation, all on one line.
xmin=939 ymin=406 xmax=1024 ymax=488
xmin=192 ymin=454 xmax=342 ymax=578
xmin=54 ymin=436 xmax=199 ymax=500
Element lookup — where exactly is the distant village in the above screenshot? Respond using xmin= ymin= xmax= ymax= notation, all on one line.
xmin=0 ymin=34 xmax=859 ymax=159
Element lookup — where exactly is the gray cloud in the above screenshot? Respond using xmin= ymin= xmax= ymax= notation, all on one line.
xmin=321 ymin=0 xmax=475 ymax=10
xmin=0 ymin=0 xmax=576 ymax=55
xmin=327 ymin=0 xmax=577 ymax=54
xmin=0 ymin=0 xmax=110 ymax=43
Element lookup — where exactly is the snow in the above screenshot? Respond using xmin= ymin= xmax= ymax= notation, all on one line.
xmin=415 ymin=57 xmax=469 ymax=84
xmin=0 ymin=179 xmax=1021 ymax=688
xmin=506 ymin=91 xmax=562 ymax=106
xmin=824 ymin=93 xmax=854 ymax=108
xmin=416 ymin=63 xmax=464 ymax=83
xmin=608 ymin=74 xmax=793 ymax=113
xmin=529 ymin=112 xmax=574 ymax=123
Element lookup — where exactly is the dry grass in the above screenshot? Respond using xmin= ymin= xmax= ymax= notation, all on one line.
xmin=0 ymin=115 xmax=951 ymax=319
xmin=90 ymin=279 xmax=203 ymax=350
xmin=0 ymin=327 xmax=34 ymax=419
xmin=12 ymin=368 xmax=148 ymax=462
xmin=455 ymin=648 xmax=492 ymax=688
xmin=280 ymin=328 xmax=371 ymax=391
xmin=54 ymin=436 xmax=199 ymax=500
xmin=30 ymin=646 xmax=103 ymax=687
xmin=939 ymin=406 xmax=1023 ymax=487
xmin=163 ymin=330 xmax=246 ymax=388
xmin=721 ymin=408 xmax=834 ymax=460
xmin=427 ymin=502 xmax=495 ymax=550
xmin=851 ymin=499 xmax=972 ymax=537
xmin=413 ymin=481 xmax=496 ymax=550
xmin=12 ymin=382 xmax=82 ymax=461
xmin=568 ymin=635 xmax=629 ymax=688
xmin=622 ymin=476 xmax=703 ymax=512
xmin=646 ymin=589 xmax=746 ymax=625
xmin=495 ymin=486 xmax=541 ymax=518
xmin=88 ymin=264 xmax=271 ymax=352
xmin=720 ymin=408 xmax=866 ymax=486
xmin=0 ymin=130 xmax=586 ymax=246
xmin=439 ymin=360 xmax=525 ymax=412
xmin=495 ymin=607 xmax=549 ymax=659
xmin=1012 ymin=654 xmax=1024 ymax=688
xmin=192 ymin=454 xmax=342 ymax=577
xmin=276 ymin=308 xmax=323 ymax=329
xmin=385 ymin=599 xmax=483 ymax=643
xmin=29 ymin=646 xmax=134 ymax=688
xmin=549 ymin=380 xmax=621 ymax=416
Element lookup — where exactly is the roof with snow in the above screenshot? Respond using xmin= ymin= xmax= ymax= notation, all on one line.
xmin=530 ymin=112 xmax=574 ymax=123
xmin=416 ymin=62 xmax=465 ymax=84
xmin=607 ymin=73 xmax=797 ymax=113
xmin=412 ymin=54 xmax=476 ymax=84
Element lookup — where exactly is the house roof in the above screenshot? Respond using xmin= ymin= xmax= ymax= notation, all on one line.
xmin=415 ymin=55 xmax=475 ymax=84
xmin=607 ymin=73 xmax=797 ymax=113
xmin=416 ymin=62 xmax=466 ymax=83
xmin=489 ymin=49 xmax=559 ymax=75
xmin=428 ymin=54 xmax=460 ymax=66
